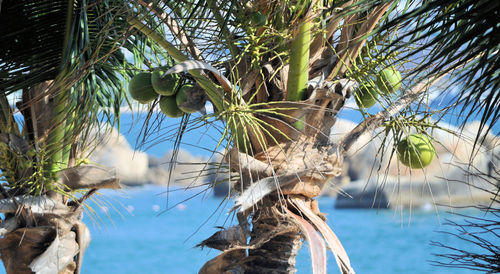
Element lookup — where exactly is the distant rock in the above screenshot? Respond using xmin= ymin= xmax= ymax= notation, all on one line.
xmin=87 ymin=119 xmax=498 ymax=208
xmin=89 ymin=128 xmax=149 ymax=185
xmin=88 ymin=128 xmax=215 ymax=187
xmin=331 ymin=120 xmax=499 ymax=209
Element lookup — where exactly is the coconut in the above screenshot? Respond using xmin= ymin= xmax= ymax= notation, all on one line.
xmin=151 ymin=70 xmax=179 ymax=96
xmin=376 ymin=66 xmax=401 ymax=94
xmin=159 ymin=95 xmax=184 ymax=118
xmin=175 ymin=84 xmax=197 ymax=113
xmin=355 ymin=82 xmax=378 ymax=108
xmin=397 ymin=134 xmax=435 ymax=168
xmin=250 ymin=11 xmax=267 ymax=27
xmin=128 ymin=72 xmax=157 ymax=104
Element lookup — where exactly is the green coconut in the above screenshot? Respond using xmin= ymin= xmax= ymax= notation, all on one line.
xmin=250 ymin=11 xmax=267 ymax=27
xmin=128 ymin=72 xmax=158 ymax=104
xmin=376 ymin=66 xmax=401 ymax=94
xmin=292 ymin=117 xmax=305 ymax=131
xmin=175 ymin=84 xmax=197 ymax=113
xmin=159 ymin=95 xmax=184 ymax=118
xmin=355 ymin=83 xmax=378 ymax=109
xmin=151 ymin=70 xmax=179 ymax=96
xmin=397 ymin=134 xmax=436 ymax=169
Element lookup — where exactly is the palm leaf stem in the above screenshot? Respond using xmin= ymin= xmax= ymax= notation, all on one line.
xmin=137 ymin=0 xmax=203 ymax=60
xmin=328 ymin=2 xmax=392 ymax=79
xmin=45 ymin=0 xmax=75 ymax=173
xmin=207 ymin=0 xmax=238 ymax=58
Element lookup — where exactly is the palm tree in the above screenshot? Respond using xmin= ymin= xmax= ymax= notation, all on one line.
xmin=0 ymin=1 xmax=154 ymax=272
xmin=126 ymin=0 xmax=498 ymax=273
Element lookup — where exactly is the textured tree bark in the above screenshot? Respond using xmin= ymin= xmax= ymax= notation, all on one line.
xmin=244 ymin=199 xmax=303 ymax=274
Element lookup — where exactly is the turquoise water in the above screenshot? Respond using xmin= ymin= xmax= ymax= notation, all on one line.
xmin=0 ymin=185 xmax=482 ymax=273
xmin=78 ymin=186 xmax=478 ymax=274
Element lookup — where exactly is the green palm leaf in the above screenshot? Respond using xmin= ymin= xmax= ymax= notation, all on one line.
xmin=376 ymin=0 xmax=500 ymax=137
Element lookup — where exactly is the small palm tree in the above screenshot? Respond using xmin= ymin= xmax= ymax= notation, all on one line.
xmin=126 ymin=0 xmax=498 ymax=273
xmin=0 ymin=1 xmax=154 ymax=272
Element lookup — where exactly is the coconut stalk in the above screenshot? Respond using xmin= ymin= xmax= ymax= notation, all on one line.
xmin=286 ymin=19 xmax=312 ymax=101
xmin=45 ymin=92 xmax=69 ymax=174
xmin=285 ymin=16 xmax=313 ymax=131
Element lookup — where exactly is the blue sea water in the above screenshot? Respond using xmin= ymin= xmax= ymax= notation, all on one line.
xmin=0 ymin=185 xmax=487 ymax=273
xmin=69 ymin=185 xmax=481 ymax=274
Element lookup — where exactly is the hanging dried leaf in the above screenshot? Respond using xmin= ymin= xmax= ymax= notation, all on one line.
xmin=29 ymin=231 xmax=79 ymax=274
xmin=285 ymin=207 xmax=327 ymax=274
xmin=290 ymin=197 xmax=355 ymax=274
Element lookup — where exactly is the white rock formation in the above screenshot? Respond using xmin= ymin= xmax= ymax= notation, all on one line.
xmin=331 ymin=119 xmax=499 ymax=208
xmin=88 ymin=128 xmax=149 ymax=184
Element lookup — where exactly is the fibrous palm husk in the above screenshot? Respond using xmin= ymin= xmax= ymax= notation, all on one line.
xmin=0 ymin=203 xmax=90 ymax=274
xmin=231 ymin=79 xmax=356 ymax=211
xmin=0 ymin=201 xmax=90 ymax=274
xmin=0 ymin=164 xmax=116 ymax=274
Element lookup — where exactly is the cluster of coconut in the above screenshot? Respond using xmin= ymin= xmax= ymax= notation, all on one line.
xmin=354 ymin=66 xmax=402 ymax=109
xmin=128 ymin=71 xmax=197 ymax=117
xmin=354 ymin=67 xmax=436 ymax=169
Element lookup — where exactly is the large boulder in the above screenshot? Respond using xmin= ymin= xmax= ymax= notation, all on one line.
xmin=89 ymin=128 xmax=149 ymax=184
xmin=331 ymin=120 xmax=499 ymax=208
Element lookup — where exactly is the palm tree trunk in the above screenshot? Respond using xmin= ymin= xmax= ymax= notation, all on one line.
xmin=244 ymin=199 xmax=303 ymax=274
xmin=0 ymin=82 xmax=118 ymax=274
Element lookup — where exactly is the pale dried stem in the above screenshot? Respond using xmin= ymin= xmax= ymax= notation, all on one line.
xmin=339 ymin=75 xmax=444 ymax=153
xmin=329 ymin=2 xmax=392 ymax=79
xmin=347 ymin=2 xmax=392 ymax=62
xmin=336 ymin=13 xmax=358 ymax=55
xmin=310 ymin=0 xmax=353 ymax=57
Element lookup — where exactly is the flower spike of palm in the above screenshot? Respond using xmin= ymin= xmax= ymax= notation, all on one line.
xmin=0 ymin=0 xmax=166 ymax=273
xmin=126 ymin=0 xmax=499 ymax=273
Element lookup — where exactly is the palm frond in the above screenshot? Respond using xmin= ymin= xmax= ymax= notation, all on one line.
xmin=0 ymin=0 xmax=67 ymax=92
xmin=376 ymin=0 xmax=500 ymax=137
